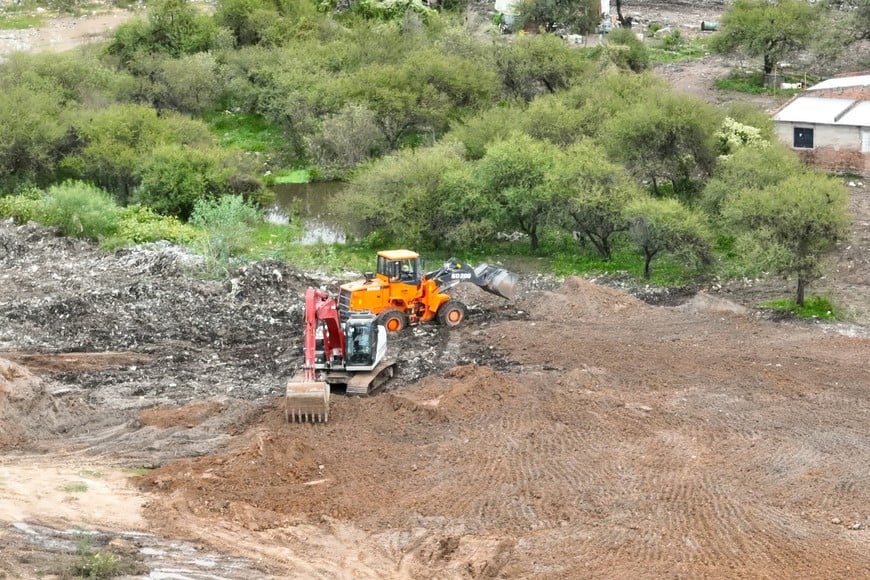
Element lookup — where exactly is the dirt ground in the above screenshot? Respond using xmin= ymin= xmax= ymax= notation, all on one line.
xmin=1 ymin=2 xmax=870 ymax=579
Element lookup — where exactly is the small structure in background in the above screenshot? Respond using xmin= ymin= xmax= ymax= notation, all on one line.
xmin=771 ymin=72 xmax=870 ymax=176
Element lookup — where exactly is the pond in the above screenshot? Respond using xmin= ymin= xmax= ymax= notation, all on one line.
xmin=269 ymin=181 xmax=347 ymax=245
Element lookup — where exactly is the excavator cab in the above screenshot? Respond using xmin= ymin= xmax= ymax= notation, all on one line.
xmin=345 ymin=315 xmax=375 ymax=367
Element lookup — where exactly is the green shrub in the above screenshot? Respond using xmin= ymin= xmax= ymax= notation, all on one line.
xmin=190 ymin=195 xmax=261 ymax=274
xmin=74 ymin=536 xmax=122 ymax=580
xmin=42 ymin=181 xmax=120 ymax=239
xmin=0 ymin=189 xmax=46 ymax=224
xmin=102 ymin=205 xmax=202 ymax=249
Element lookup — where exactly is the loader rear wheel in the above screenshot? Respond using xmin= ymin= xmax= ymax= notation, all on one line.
xmin=377 ymin=309 xmax=407 ymax=333
xmin=437 ymin=300 xmax=467 ymax=327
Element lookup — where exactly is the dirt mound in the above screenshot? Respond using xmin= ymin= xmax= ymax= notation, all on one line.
xmin=674 ymin=291 xmax=749 ymax=316
xmin=394 ymin=364 xmax=526 ymax=421
xmin=520 ymin=275 xmax=649 ymax=321
xmin=0 ymin=358 xmax=75 ymax=447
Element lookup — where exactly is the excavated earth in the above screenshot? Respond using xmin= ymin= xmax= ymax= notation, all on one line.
xmin=1 ymin=203 xmax=869 ymax=579
xmin=1 ymin=2 xmax=870 ymax=578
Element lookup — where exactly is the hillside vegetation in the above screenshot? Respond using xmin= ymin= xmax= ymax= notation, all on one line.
xmin=0 ymin=0 xmax=864 ymax=308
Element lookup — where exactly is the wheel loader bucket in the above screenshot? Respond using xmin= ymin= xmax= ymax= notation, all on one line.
xmin=285 ymin=379 xmax=330 ymax=423
xmin=474 ymin=264 xmax=518 ymax=300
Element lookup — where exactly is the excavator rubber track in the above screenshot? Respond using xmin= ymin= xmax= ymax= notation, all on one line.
xmin=285 ymin=378 xmax=330 ymax=423
xmin=346 ymin=359 xmax=396 ymax=396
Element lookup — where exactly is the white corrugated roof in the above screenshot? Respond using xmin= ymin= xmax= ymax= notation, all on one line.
xmin=772 ymin=97 xmax=856 ymax=124
xmin=838 ymin=100 xmax=870 ymax=126
xmin=807 ymin=74 xmax=870 ymax=91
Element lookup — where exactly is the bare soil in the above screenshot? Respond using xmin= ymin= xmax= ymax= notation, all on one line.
xmin=1 ymin=3 xmax=870 ymax=579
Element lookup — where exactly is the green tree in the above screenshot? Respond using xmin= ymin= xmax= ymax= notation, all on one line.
xmin=343 ymin=63 xmax=447 ymax=150
xmin=711 ymin=0 xmax=819 ymax=81
xmin=519 ymin=94 xmax=587 ymax=147
xmin=624 ymin=197 xmax=712 ymax=280
xmin=701 ymin=143 xmax=800 ymax=218
xmin=721 ymin=173 xmax=850 ymax=306
xmin=475 ymin=133 xmax=560 ymax=251
xmin=602 ymin=91 xmax=721 ymax=199
xmin=338 ymin=141 xmax=471 ymax=248
xmin=108 ymin=0 xmax=220 ymax=62
xmin=494 ymin=33 xmax=590 ymax=102
xmin=857 ymin=0 xmax=870 ymax=40
xmin=215 ymin=0 xmax=319 ymax=47
xmin=446 ymin=105 xmax=524 ymax=160
xmin=549 ymin=141 xmax=640 ymax=260
xmin=0 ymin=52 xmax=133 ymax=106
xmin=129 ymin=52 xmax=221 ymax=114
xmin=305 ymin=103 xmax=385 ymax=178
xmin=62 ymin=104 xmax=165 ymax=204
xmin=515 ymin=0 xmax=601 ymax=34
xmin=563 ymin=70 xmax=665 ymax=138
xmin=0 ymin=86 xmax=68 ymax=190
xmin=134 ymin=144 xmax=265 ymax=220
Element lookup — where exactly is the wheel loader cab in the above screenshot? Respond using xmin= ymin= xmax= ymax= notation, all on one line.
xmin=377 ymin=250 xmax=421 ymax=284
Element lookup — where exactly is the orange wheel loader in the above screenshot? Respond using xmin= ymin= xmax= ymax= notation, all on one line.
xmin=337 ymin=250 xmax=517 ymax=332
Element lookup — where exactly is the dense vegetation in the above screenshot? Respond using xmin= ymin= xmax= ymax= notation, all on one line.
xmin=0 ymin=0 xmax=860 ymax=309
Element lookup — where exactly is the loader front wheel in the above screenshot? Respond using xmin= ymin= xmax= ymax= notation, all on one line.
xmin=377 ymin=309 xmax=407 ymax=332
xmin=437 ymin=300 xmax=467 ymax=328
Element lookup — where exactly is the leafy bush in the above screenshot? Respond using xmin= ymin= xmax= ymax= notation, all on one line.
xmin=129 ymin=135 xmax=269 ymax=220
xmin=42 ymin=181 xmax=121 ymax=239
xmin=103 ymin=205 xmax=201 ymax=248
xmin=190 ymin=195 xmax=262 ymax=274
xmin=0 ymin=189 xmax=45 ymax=224
xmin=604 ymin=28 xmax=650 ymax=72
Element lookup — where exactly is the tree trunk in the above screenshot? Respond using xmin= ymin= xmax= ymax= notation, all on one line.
xmin=643 ymin=249 xmax=654 ymax=279
xmin=529 ymin=229 xmax=539 ymax=252
xmin=763 ymin=52 xmax=777 ymax=87
xmin=796 ymin=276 xmax=806 ymax=307
xmin=587 ymin=232 xmax=612 ymax=260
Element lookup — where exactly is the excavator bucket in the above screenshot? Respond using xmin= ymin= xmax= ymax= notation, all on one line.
xmin=285 ymin=378 xmax=330 ymax=423
xmin=473 ymin=264 xmax=518 ymax=300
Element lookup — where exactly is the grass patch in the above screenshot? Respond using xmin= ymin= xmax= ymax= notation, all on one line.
xmin=648 ymin=36 xmax=709 ymax=64
xmin=549 ymin=244 xmax=699 ymax=287
xmin=204 ymin=111 xmax=285 ymax=153
xmin=271 ymin=168 xmax=311 ymax=184
xmin=0 ymin=15 xmax=41 ymax=29
xmin=714 ymin=70 xmax=805 ymax=96
xmin=78 ymin=469 xmax=103 ymax=479
xmin=715 ymin=70 xmax=769 ymax=94
xmin=123 ymin=467 xmax=151 ymax=476
xmin=62 ymin=481 xmax=88 ymax=493
xmin=759 ymin=295 xmax=839 ymax=320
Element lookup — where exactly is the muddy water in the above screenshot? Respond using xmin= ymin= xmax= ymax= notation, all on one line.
xmin=271 ymin=182 xmax=346 ymax=245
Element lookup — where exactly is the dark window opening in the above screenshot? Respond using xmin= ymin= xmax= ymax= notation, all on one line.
xmin=794 ymin=127 xmax=814 ymax=149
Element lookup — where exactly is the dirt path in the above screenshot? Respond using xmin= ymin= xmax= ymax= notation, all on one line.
xmin=0 ymin=9 xmax=133 ymax=60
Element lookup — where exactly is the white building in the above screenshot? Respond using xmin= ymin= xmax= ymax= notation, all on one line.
xmin=772 ymin=73 xmax=870 ymax=175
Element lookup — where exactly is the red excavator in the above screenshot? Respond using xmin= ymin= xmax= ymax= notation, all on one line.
xmin=285 ymin=288 xmax=395 ymax=422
